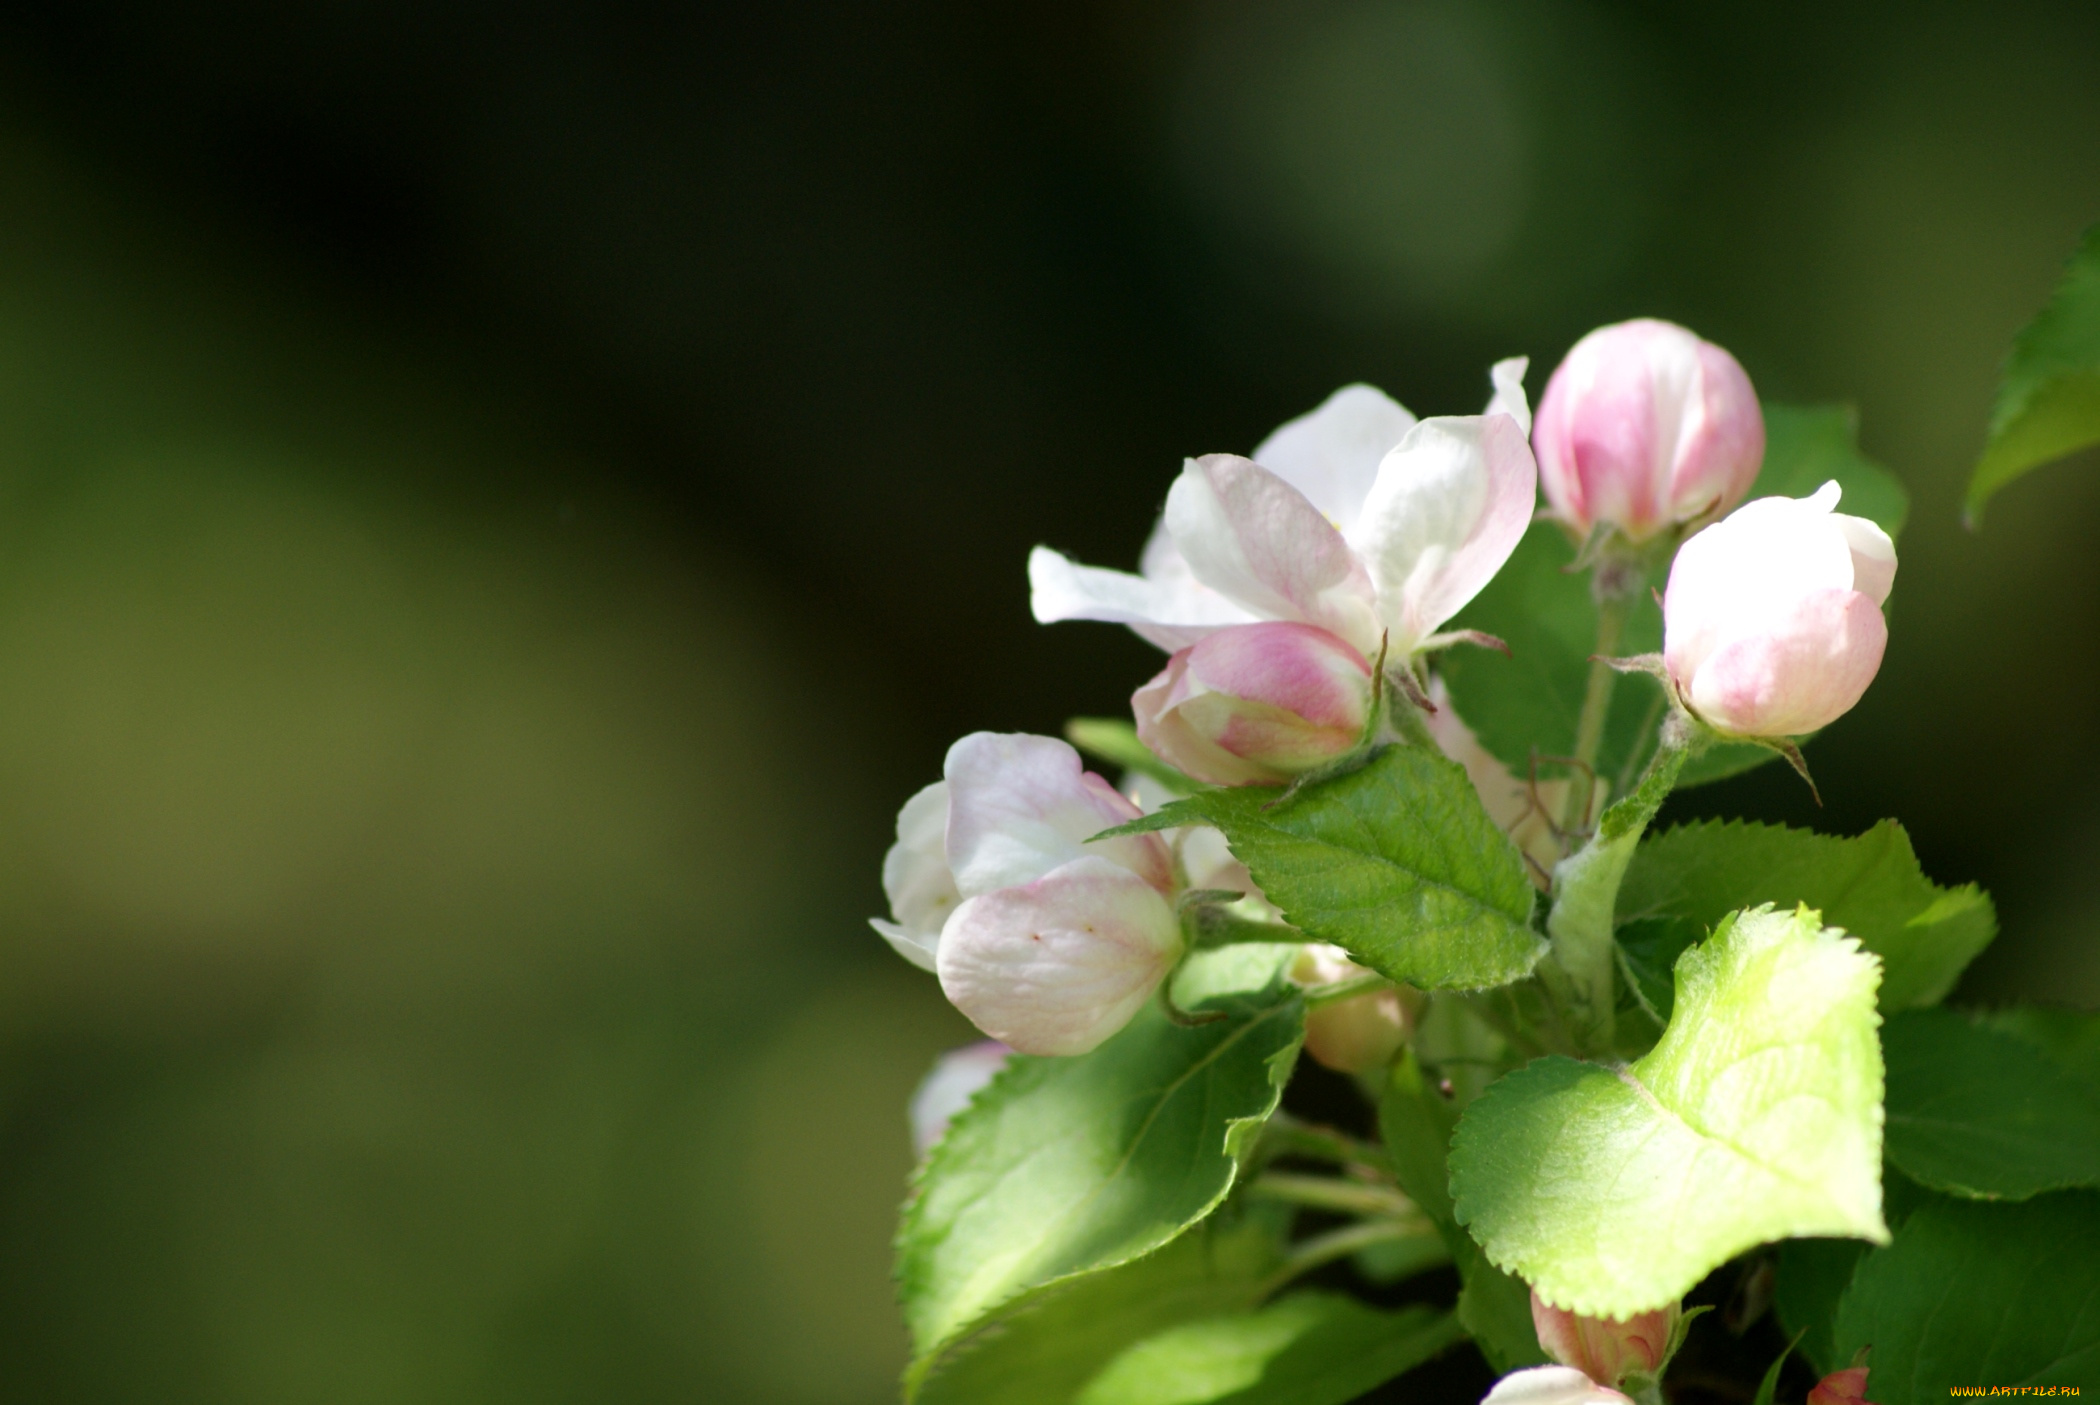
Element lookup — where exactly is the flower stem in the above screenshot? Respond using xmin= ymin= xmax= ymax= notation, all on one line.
xmin=1245 ymin=1172 xmax=1418 ymax=1220
xmin=1255 ymin=1219 xmax=1449 ymax=1298
xmin=1560 ymin=586 xmax=1635 ymax=838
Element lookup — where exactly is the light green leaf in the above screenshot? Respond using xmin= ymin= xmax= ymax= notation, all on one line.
xmin=1615 ymin=819 xmax=1995 ymax=1014
xmin=913 ymin=1205 xmax=1289 ymax=1405
xmin=1111 ymin=746 xmax=1546 ymax=992
xmin=1883 ymin=1007 xmax=2100 ymax=1200
xmin=1076 ymin=1294 xmax=1463 ymax=1405
xmin=1833 ymin=1192 xmax=2100 ymax=1403
xmin=1967 ymin=223 xmax=2100 ymax=526
xmin=1379 ymin=1050 xmax=1545 ymax=1374
xmin=1440 ymin=404 xmax=1904 ymax=796
xmin=899 ymin=947 xmax=1306 ymax=1394
xmin=1068 ymin=716 xmax=1202 ymax=795
xmin=1449 ymin=905 xmax=1888 ymax=1318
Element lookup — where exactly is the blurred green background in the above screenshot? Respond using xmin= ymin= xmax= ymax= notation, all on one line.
xmin=0 ymin=2 xmax=2089 ymax=1400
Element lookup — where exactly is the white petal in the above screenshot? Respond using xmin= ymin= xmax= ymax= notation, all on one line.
xmin=1832 ymin=511 xmax=1897 ymax=606
xmin=1029 ymin=545 xmax=1255 ymax=651
xmin=1250 ymin=383 xmax=1417 ymax=533
xmin=1487 ymin=357 xmax=1533 ymax=437
xmin=1662 ymin=487 xmax=1857 ymax=680
xmin=908 ymin=1040 xmax=1012 ymax=1156
xmin=1481 ymin=1366 xmax=1634 ymax=1405
xmin=871 ymin=918 xmax=939 ymax=972
xmin=1346 ymin=413 xmax=1537 ymax=650
xmin=876 ymin=781 xmax=958 ymax=966
xmin=943 ymin=732 xmax=1172 ymax=898
xmin=1165 ymin=455 xmax=1382 ymax=653
xmin=937 ymin=856 xmax=1183 ymax=1056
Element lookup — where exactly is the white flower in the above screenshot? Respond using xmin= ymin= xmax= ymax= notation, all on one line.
xmin=870 ymin=733 xmax=1183 ymax=1056
xmin=1030 ymin=361 xmax=1538 ymax=658
xmin=1662 ymin=481 xmax=1896 ymax=739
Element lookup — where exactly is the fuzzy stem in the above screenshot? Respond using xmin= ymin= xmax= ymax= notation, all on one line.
xmin=1559 ymin=586 xmax=1635 ymax=837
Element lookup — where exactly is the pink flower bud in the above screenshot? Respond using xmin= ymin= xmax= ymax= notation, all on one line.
xmin=1662 ymin=481 xmax=1896 ymax=739
xmin=1535 ymin=319 xmax=1764 ymax=542
xmin=1807 ymin=1367 xmax=1872 ymax=1405
xmin=1132 ymin=622 xmax=1373 ymax=786
xmin=1291 ymin=944 xmax=1420 ymax=1075
xmin=1530 ymin=1292 xmax=1678 ymax=1388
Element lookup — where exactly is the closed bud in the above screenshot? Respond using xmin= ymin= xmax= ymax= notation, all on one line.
xmin=1530 ymin=1292 xmax=1678 ymax=1388
xmin=1807 ymin=1367 xmax=1872 ymax=1405
xmin=1662 ymin=481 xmax=1896 ymax=739
xmin=1535 ymin=319 xmax=1764 ymax=543
xmin=1133 ymin=621 xmax=1373 ymax=786
xmin=1291 ymin=944 xmax=1420 ymax=1075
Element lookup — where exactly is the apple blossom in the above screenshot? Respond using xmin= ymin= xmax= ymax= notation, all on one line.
xmin=908 ymin=1040 xmax=1013 ymax=1157
xmin=1030 ymin=361 xmax=1538 ymax=659
xmin=1534 ymin=319 xmax=1765 ymax=543
xmin=870 ymin=732 xmax=1183 ymax=1057
xmin=1132 ymin=621 xmax=1374 ymax=786
xmin=1662 ymin=481 xmax=1896 ymax=739
xmin=1291 ymin=943 xmax=1417 ymax=1075
xmin=1531 ymin=1293 xmax=1678 ymax=1388
xmin=1480 ymin=1366 xmax=1634 ymax=1405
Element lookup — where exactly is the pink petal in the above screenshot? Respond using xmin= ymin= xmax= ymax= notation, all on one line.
xmin=944 ymin=733 xmax=1172 ymax=898
xmin=936 ymin=857 xmax=1184 ymax=1056
xmin=1164 ymin=454 xmax=1382 ymax=654
xmin=1685 ymin=589 xmax=1888 ymax=738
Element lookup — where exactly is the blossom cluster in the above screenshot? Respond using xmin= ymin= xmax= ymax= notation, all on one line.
xmin=875 ymin=317 xmax=1896 ymax=1063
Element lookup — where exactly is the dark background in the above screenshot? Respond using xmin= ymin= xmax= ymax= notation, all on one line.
xmin=0 ymin=2 xmax=2090 ymax=1400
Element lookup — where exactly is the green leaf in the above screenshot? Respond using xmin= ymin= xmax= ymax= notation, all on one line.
xmin=1449 ymin=905 xmax=1888 ymax=1318
xmin=1754 ymin=405 xmax=1910 ymax=539
xmin=1833 ymin=1192 xmax=2100 ymax=1403
xmin=1979 ymin=1005 xmax=2100 ymax=1091
xmin=1774 ymin=1239 xmax=1868 ymax=1376
xmin=1440 ymin=404 xmax=1905 ymax=796
xmin=1545 ymin=736 xmax=1690 ymax=1052
xmin=1068 ymin=716 xmax=1202 ymax=795
xmin=1750 ymin=1330 xmax=1804 ymax=1405
xmin=898 ymin=947 xmax=1306 ymax=1393
xmin=1616 ymin=819 xmax=1995 ymax=1014
xmin=1379 ymin=1051 xmax=1545 ymax=1374
xmin=1075 ymin=1295 xmax=1463 ymax=1405
xmin=1967 ymin=223 xmax=2100 ymax=526
xmin=1113 ymin=746 xmax=1547 ymax=992
xmin=1882 ymin=1007 xmax=2100 ymax=1200
xmin=913 ymin=1205 xmax=1288 ymax=1405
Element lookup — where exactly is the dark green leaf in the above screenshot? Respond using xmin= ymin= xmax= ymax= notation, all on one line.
xmin=1834 ymin=1192 xmax=2100 ymax=1403
xmin=899 ymin=947 xmax=1306 ymax=1394
xmin=1075 ymin=1295 xmax=1463 ymax=1405
xmin=913 ymin=1204 xmax=1288 ymax=1405
xmin=1968 ymin=223 xmax=2100 ymax=525
xmin=1616 ymin=819 xmax=1995 ymax=1014
xmin=1379 ymin=1051 xmax=1545 ymax=1374
xmin=1115 ymin=747 xmax=1546 ymax=992
xmin=1980 ymin=1006 xmax=2100 ymax=1091
xmin=1450 ymin=906 xmax=1887 ymax=1318
xmin=1774 ymin=1240 xmax=1868 ymax=1376
xmin=1883 ymin=1007 xmax=2100 ymax=1200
